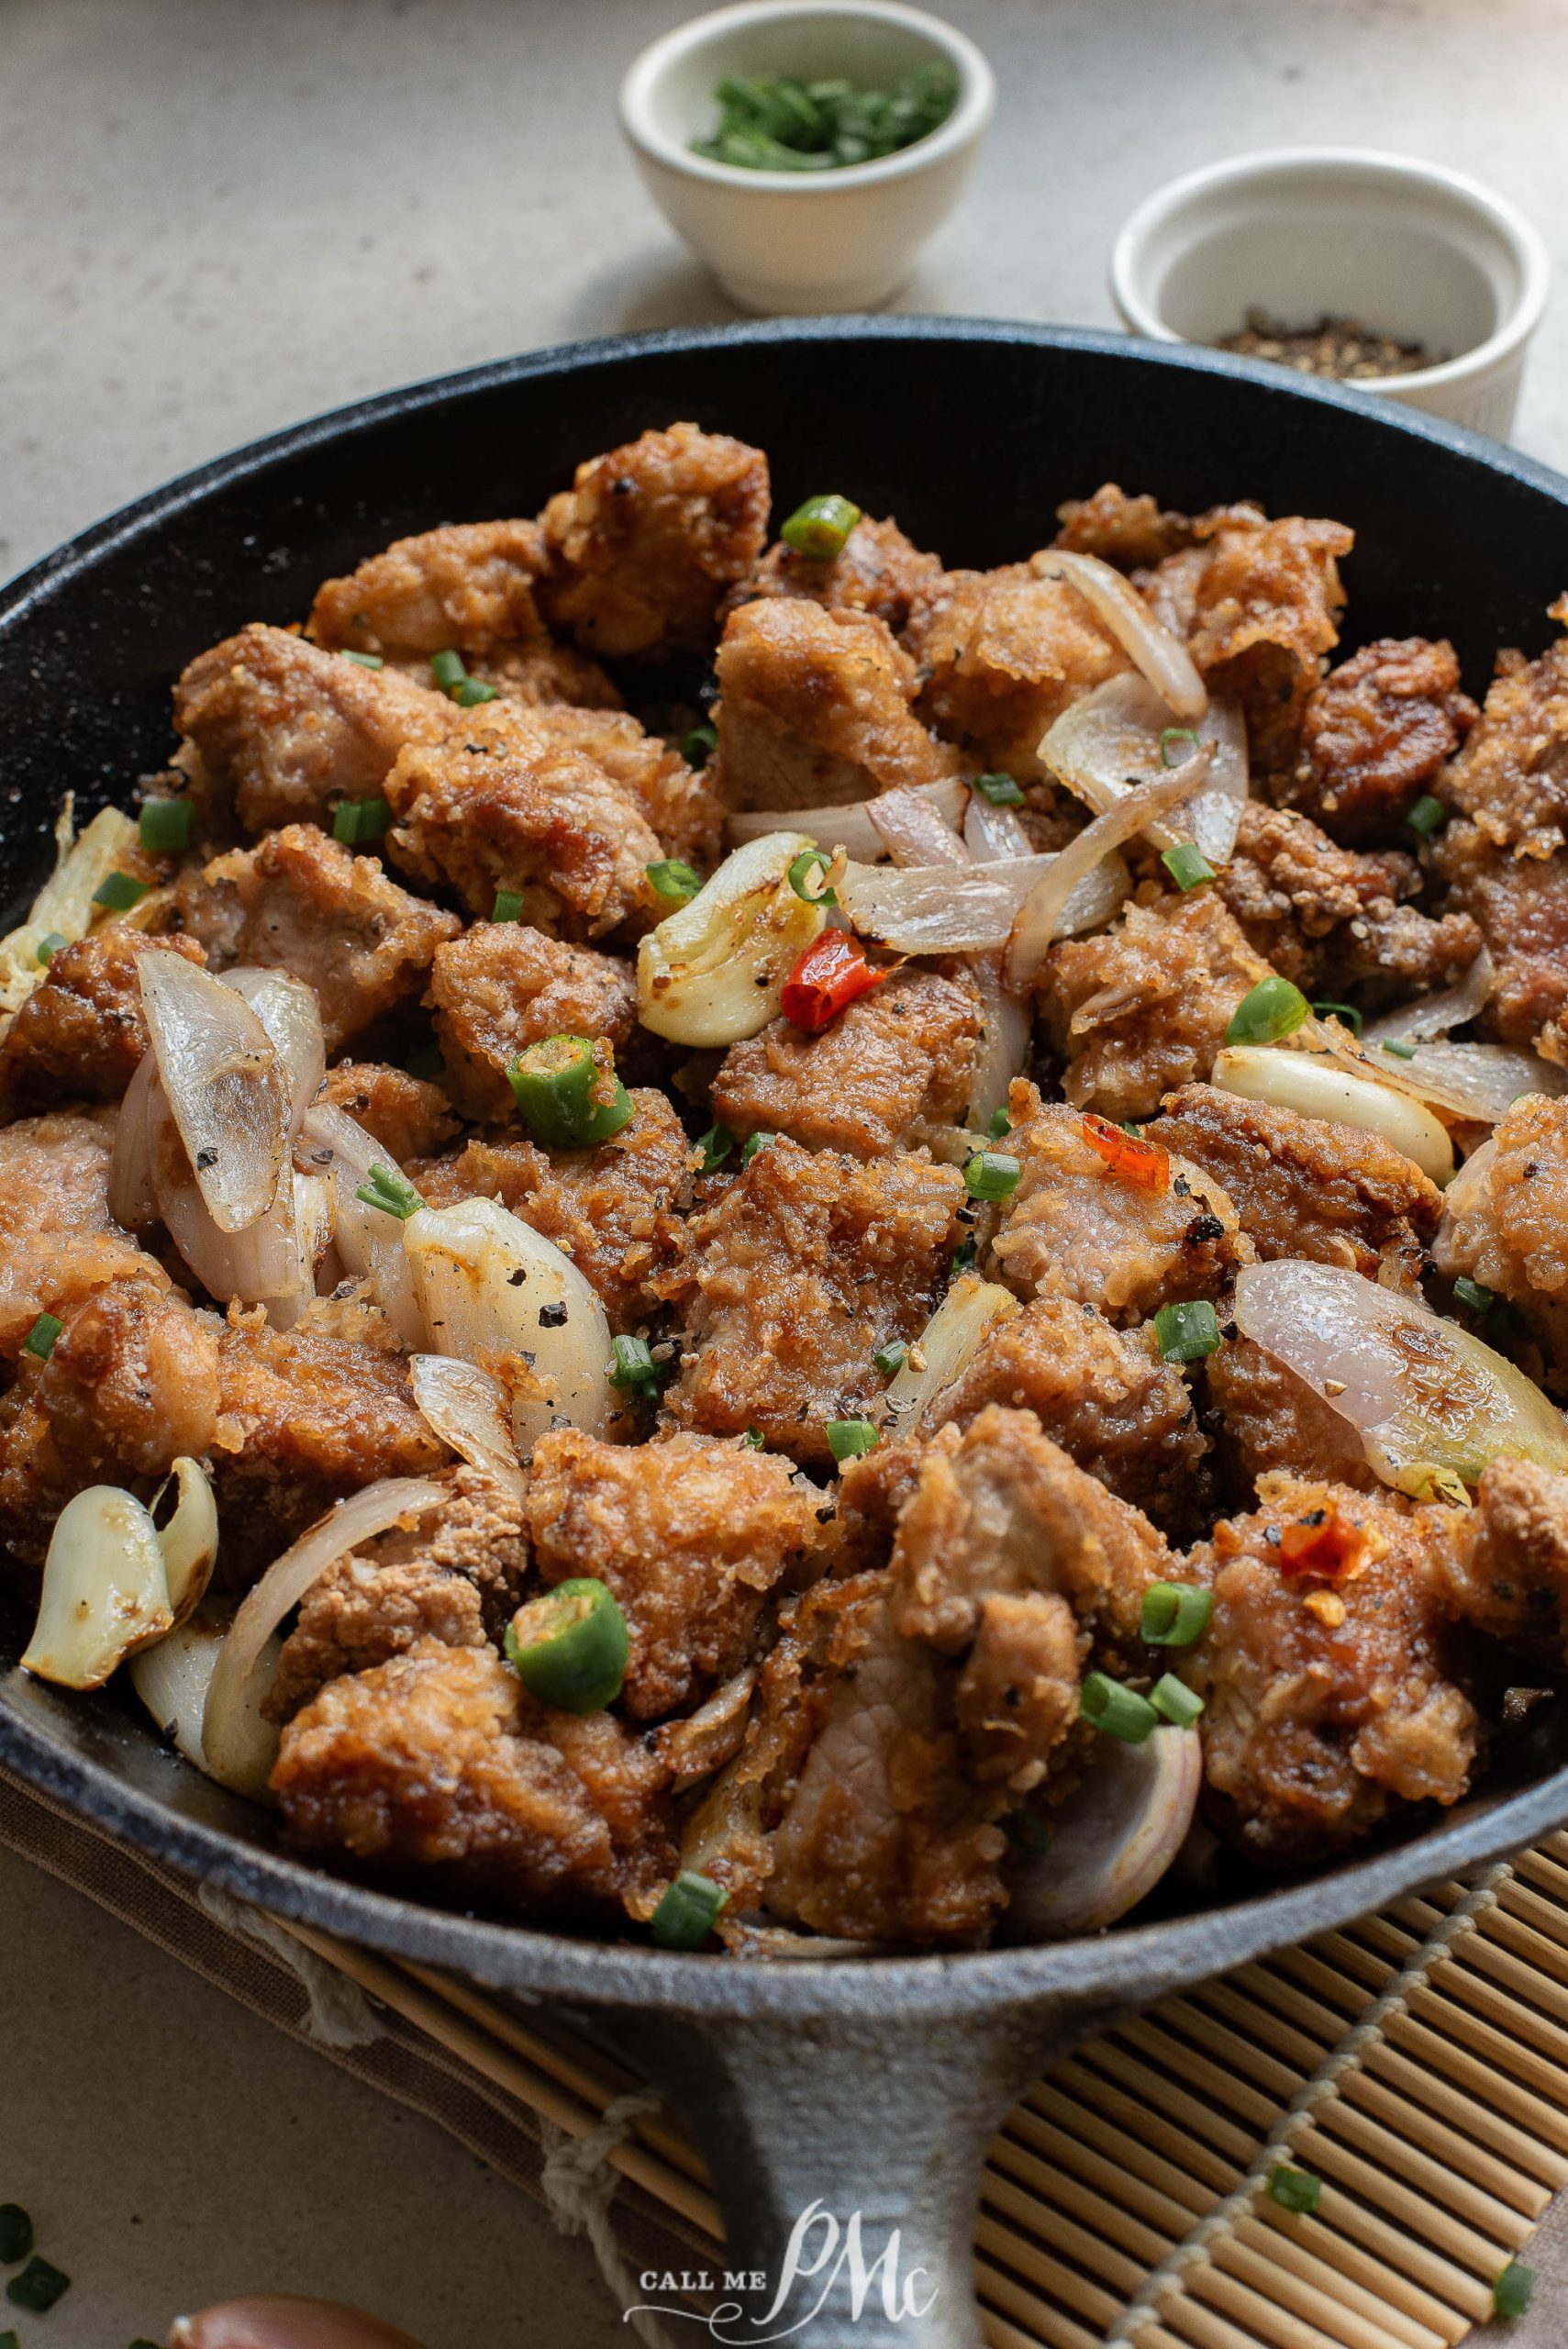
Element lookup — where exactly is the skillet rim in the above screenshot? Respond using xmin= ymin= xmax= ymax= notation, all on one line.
xmin=4 ymin=313 xmax=1568 ymax=2021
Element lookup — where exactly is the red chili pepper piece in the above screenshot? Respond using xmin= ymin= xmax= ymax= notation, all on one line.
xmin=1277 ymin=1506 xmax=1376 ymax=1586
xmin=1081 ymin=1112 xmax=1170 ymax=1194
xmin=781 ymin=930 xmax=885 ymax=1033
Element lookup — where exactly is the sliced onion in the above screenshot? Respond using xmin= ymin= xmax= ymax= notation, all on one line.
xmin=130 ymin=1604 xmax=283 ymax=1794
xmin=867 ymin=785 xmax=970 ymax=869
xmin=0 ymin=803 xmax=139 ymax=1018
xmin=1233 ymin=1258 xmax=1568 ymax=1493
xmin=409 ymin=1353 xmax=525 ymax=1496
xmin=203 ymin=1475 xmax=448 ymax=1791
xmin=1189 ymin=697 xmax=1250 ymax=869
xmin=1363 ymin=949 xmax=1496 ymax=1047
xmin=299 ymin=1103 xmax=426 ymax=1348
xmin=139 ymin=953 xmax=288 ymax=1232
xmin=884 ymin=1275 xmax=1019 ymax=1435
xmin=21 ymin=1485 xmax=173 ymax=1690
xmin=1003 ymin=755 xmax=1207 ymax=991
xmin=1003 ymin=1724 xmax=1202 ymax=1942
xmin=638 ymin=830 xmax=825 ymax=1047
xmin=963 ymin=797 xmax=1033 ymax=863
xmin=725 ymin=777 xmax=967 ymax=858
xmin=108 ymin=1052 xmax=159 ymax=1227
xmin=1040 ymin=674 xmax=1247 ymax=867
xmin=1307 ymin=1011 xmax=1566 ymax=1130
xmin=150 ymin=1074 xmax=308 ymax=1315
xmin=1033 ymin=549 xmax=1207 ymax=721
xmin=403 ymin=1197 xmax=613 ymax=1451
xmin=153 ymin=1455 xmax=219 ymax=1622
xmin=170 ymin=2295 xmax=428 ymax=2349
xmin=1212 ymin=1044 xmax=1455 ymax=1186
xmin=840 ymin=856 xmax=1054 ymax=953
xmin=222 ymin=967 xmax=327 ymax=1137
xmin=967 ymin=958 xmax=1033 ymax=1136
xmin=657 ymin=1666 xmax=757 ymax=1787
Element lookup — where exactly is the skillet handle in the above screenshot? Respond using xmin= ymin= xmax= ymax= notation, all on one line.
xmin=599 ymin=1994 xmax=1114 ymax=2348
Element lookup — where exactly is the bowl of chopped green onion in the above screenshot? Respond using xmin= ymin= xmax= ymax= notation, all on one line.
xmin=618 ymin=0 xmax=994 ymax=312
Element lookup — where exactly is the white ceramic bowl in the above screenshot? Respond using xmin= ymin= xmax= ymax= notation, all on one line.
xmin=618 ymin=0 xmax=995 ymax=314
xmin=1111 ymin=149 xmax=1551 ymax=440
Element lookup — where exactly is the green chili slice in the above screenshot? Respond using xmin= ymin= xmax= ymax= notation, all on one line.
xmin=780 ymin=493 xmax=862 ymax=560
xmin=1153 ymin=1299 xmax=1221 ymax=1362
xmin=505 ymin=1578 xmax=628 ymax=1714
xmin=787 ymin=847 xmax=836 ymax=905
xmin=1081 ymin=1673 xmax=1159 ymax=1744
xmin=651 ymin=1869 xmax=729 ymax=1949
xmin=1225 ymin=975 xmax=1310 ymax=1046
xmin=139 ymin=797 xmax=193 ymax=852
xmin=507 ymin=1035 xmax=634 ymax=1149
xmin=92 ymin=871 xmax=149 ymax=911
xmin=1140 ymin=1582 xmax=1214 ymax=1647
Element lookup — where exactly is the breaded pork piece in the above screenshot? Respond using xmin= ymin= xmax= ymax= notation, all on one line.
xmin=1429 ymin=1453 xmax=1568 ymax=1661
xmin=658 ymin=1136 xmax=963 ymax=1464
xmin=384 ymin=733 xmax=661 ymax=939
xmin=1188 ymin=1474 xmax=1477 ymax=1865
xmin=710 ymin=966 xmax=982 ymax=1159
xmin=307 ymin=518 xmax=551 ymax=659
xmin=903 ymin=563 xmax=1128 ymax=781
xmin=1431 ymin=818 xmax=1568 ymax=1062
xmin=986 ymin=1082 xmax=1248 ymax=1323
xmin=1051 ymin=483 xmax=1195 ymax=571
xmin=316 ymin=1062 xmax=459 ymax=1163
xmin=273 ymin=1639 xmax=674 ymax=1918
xmin=1280 ymin=636 xmax=1476 ymax=843
xmin=528 ymin=704 xmax=723 ymax=870
xmin=1216 ymin=800 xmax=1482 ymax=1007
xmin=1207 ymin=1334 xmax=1378 ymax=1500
xmin=0 ymin=1110 xmax=160 ymax=1354
xmin=175 ymin=823 xmax=459 ymax=1054
xmin=425 ymin=923 xmax=638 ymax=1120
xmin=527 ymin=1428 xmax=826 ymax=1720
xmin=727 ymin=511 xmax=942 ymax=633
xmin=172 ymin=623 xmax=453 ymax=833
xmin=1434 ymin=1094 xmax=1568 ymax=1382
xmin=1156 ymin=1081 xmax=1442 ymax=1288
xmin=412 ymin=1089 xmax=689 ymax=1331
xmin=0 ymin=930 xmax=204 ymax=1112
xmin=539 ymin=422 xmax=771 ymax=657
xmin=711 ymin=598 xmax=964 ymax=810
xmin=1043 ymin=890 xmax=1274 ymax=1122
xmin=1437 ymin=612 xmax=1568 ymax=859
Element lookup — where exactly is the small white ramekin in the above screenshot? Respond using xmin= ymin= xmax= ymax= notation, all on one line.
xmin=1111 ymin=149 xmax=1551 ymax=441
xmin=618 ymin=0 xmax=995 ymax=315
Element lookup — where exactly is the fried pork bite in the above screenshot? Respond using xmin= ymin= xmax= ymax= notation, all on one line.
xmin=1279 ymin=636 xmax=1476 ymax=843
xmin=307 ymin=518 xmax=551 ymax=661
xmin=656 ymin=1135 xmax=964 ymax=1465
xmin=902 ymin=563 xmax=1128 ymax=782
xmin=710 ymin=965 xmax=982 ymax=1159
xmin=0 ymin=1110 xmax=162 ymax=1354
xmin=711 ymin=598 xmax=964 ymax=810
xmin=272 ymin=1638 xmax=675 ymax=1920
xmin=527 ymin=1429 xmax=827 ymax=1720
xmin=1156 ymin=1082 xmax=1442 ymax=1288
xmin=316 ymin=1061 xmax=459 ymax=1162
xmin=1436 ymin=608 xmax=1568 ymax=859
xmin=1435 ymin=1093 xmax=1568 ymax=1382
xmin=0 ymin=930 xmax=205 ymax=1113
xmin=172 ymin=622 xmax=453 ymax=834
xmin=727 ymin=510 xmax=942 ymax=632
xmin=383 ymin=732 xmax=661 ymax=939
xmin=1431 ymin=818 xmax=1568 ymax=1063
xmin=1215 ymin=800 xmax=1482 ymax=1008
xmin=985 ymin=1082 xmax=1248 ymax=1323
xmin=1207 ymin=1334 xmax=1379 ymax=1500
xmin=424 ymin=923 xmax=638 ymax=1120
xmin=538 ymin=422 xmax=771 ymax=657
xmin=411 ymin=1089 xmax=689 ymax=1331
xmin=527 ymin=704 xmax=723 ymax=869
xmin=1042 ymin=890 xmax=1274 ymax=1123
xmin=269 ymin=1465 xmax=529 ymax=1720
xmin=174 ymin=823 xmax=460 ymax=1055
xmin=1429 ymin=1453 xmax=1568 ymax=1660
xmin=1051 ymin=482 xmax=1195 ymax=571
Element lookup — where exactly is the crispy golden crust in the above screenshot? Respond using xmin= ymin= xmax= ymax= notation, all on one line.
xmin=307 ymin=519 xmax=550 ymax=658
xmin=527 ymin=1428 xmax=826 ymax=1720
xmin=985 ymin=1084 xmax=1248 ymax=1324
xmin=0 ymin=931 xmax=204 ymax=1113
xmin=526 ymin=704 xmax=723 ymax=869
xmin=903 ymin=563 xmax=1128 ymax=781
xmin=317 ymin=1062 xmax=459 ymax=1163
xmin=1434 ymin=1094 xmax=1568 ymax=1380
xmin=539 ymin=423 xmax=770 ymax=657
xmin=1043 ymin=890 xmax=1275 ymax=1122
xmin=657 ymin=1137 xmax=964 ymax=1464
xmin=462 ymin=637 xmax=623 ymax=712
xmin=176 ymin=823 xmax=460 ymax=1054
xmin=272 ymin=1638 xmax=674 ymax=1917
xmin=711 ymin=598 xmax=963 ymax=810
xmin=710 ymin=967 xmax=982 ymax=1159
xmin=1282 ymin=636 xmax=1476 ymax=842
xmin=1051 ymin=483 xmax=1195 ymax=571
xmin=1431 ymin=1453 xmax=1568 ymax=1657
xmin=1438 ymin=629 xmax=1568 ymax=860
xmin=1216 ymin=800 xmax=1482 ymax=1006
xmin=425 ymin=923 xmax=638 ymax=1120
xmin=728 ymin=512 xmax=943 ymax=633
xmin=1156 ymin=1081 xmax=1441 ymax=1286
xmin=1432 ymin=818 xmax=1568 ymax=1062
xmin=1207 ymin=1334 xmax=1379 ymax=1501
xmin=0 ymin=1110 xmax=160 ymax=1354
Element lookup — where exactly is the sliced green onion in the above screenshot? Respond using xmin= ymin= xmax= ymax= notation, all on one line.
xmin=951 ymin=1234 xmax=978 ymax=1275
xmin=6 ymin=2258 xmax=69 ymax=2313
xmin=35 ymin=930 xmax=67 ymax=966
xmin=787 ymin=847 xmax=836 ymax=905
xmin=507 ymin=1034 xmax=634 ymax=1149
xmin=827 ymin=1418 xmax=879 ymax=1464
xmin=92 ymin=871 xmax=149 ymax=912
xmin=21 ymin=1312 xmax=63 ymax=1362
xmin=780 ymin=493 xmax=862 ymax=560
xmin=1151 ymin=1672 xmax=1205 ymax=1727
xmin=492 ymin=888 xmax=524 ymax=923
xmin=1406 ymin=793 xmax=1447 ymax=840
xmin=1267 ymin=2165 xmax=1322 ymax=2214
xmin=695 ymin=1122 xmax=734 ymax=1174
xmin=1453 ymin=1276 xmax=1496 ymax=1316
xmin=972 ymin=772 xmax=1025 ymax=807
xmin=406 ymin=1041 xmax=444 ymax=1081
xmin=1494 ymin=2261 xmax=1536 ymax=2320
xmin=1140 ymin=1582 xmax=1214 ymax=1647
xmin=683 ymin=721 xmax=718 ymax=769
xmin=740 ymin=1130 xmax=776 ymax=1167
xmin=1161 ymin=728 xmax=1202 ymax=767
xmin=505 ymin=1578 xmax=628 ymax=1713
xmin=873 ymin=1339 xmax=908 ymax=1378
xmin=609 ymin=1334 xmax=663 ymax=1397
xmin=647 ymin=858 xmax=702 ymax=905
xmin=1162 ymin=842 xmax=1216 ymax=891
xmin=0 ymin=2208 xmax=32 ymax=2264
xmin=1225 ymin=975 xmax=1310 ymax=1046
xmin=651 ymin=1869 xmax=729 ymax=1949
xmin=1381 ymin=1038 xmax=1418 ymax=1061
xmin=1312 ymin=1000 xmax=1362 ymax=1036
xmin=964 ymin=1150 xmax=1021 ymax=1201
xmin=453 ymin=676 xmax=498 ymax=707
xmin=353 ymin=1163 xmax=425 ymax=1221
xmin=340 ymin=649 xmax=384 ymax=669
xmin=1153 ymin=1299 xmax=1221 ymax=1363
xmin=1080 ymin=1673 xmax=1159 ymax=1745
xmin=988 ymin=1107 xmax=1011 ymax=1140
xmin=139 ymin=797 xmax=193 ymax=852
xmin=430 ymin=648 xmax=467 ymax=691
xmin=741 ymin=1427 xmax=766 ymax=1450
xmin=332 ymin=796 xmax=393 ymax=845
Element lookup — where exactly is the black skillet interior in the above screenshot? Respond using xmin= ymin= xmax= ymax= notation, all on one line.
xmin=5 ymin=317 xmax=1568 ymax=2014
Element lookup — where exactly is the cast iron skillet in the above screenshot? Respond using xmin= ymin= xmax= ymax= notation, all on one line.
xmin=6 ymin=319 xmax=1568 ymax=2346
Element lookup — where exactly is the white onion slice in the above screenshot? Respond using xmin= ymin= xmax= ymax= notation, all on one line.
xmin=409 ymin=1353 xmax=525 ymax=1496
xmin=839 ymin=856 xmax=1054 ymax=953
xmin=222 ymin=967 xmax=327 ymax=1138
xmin=150 ymin=1074 xmax=308 ymax=1314
xmin=1004 ymin=1725 xmax=1202 ymax=1942
xmin=1040 ymin=674 xmax=1247 ymax=867
xmin=202 ymin=1475 xmax=448 ymax=1791
xmin=139 ymin=953 xmax=288 ymax=1232
xmin=108 ymin=1052 xmax=159 ymax=1227
xmin=1032 ymin=549 xmax=1207 ymax=721
xmin=130 ymin=1606 xmax=283 ymax=1795
xmin=298 ymin=1103 xmax=426 ymax=1348
xmin=1233 ymin=1258 xmax=1568 ymax=1493
xmin=1362 ymin=949 xmax=1496 ymax=1047
xmin=637 ymin=830 xmax=824 ymax=1047
xmin=0 ymin=803 xmax=139 ymax=1018
xmin=170 ymin=2297 xmax=428 ymax=2349
xmin=967 ymin=958 xmax=1033 ymax=1137
xmin=884 ymin=1275 xmax=1019 ymax=1435
xmin=21 ymin=1485 xmax=173 ymax=1690
xmin=1003 ymin=755 xmax=1207 ymax=991
xmin=867 ymin=785 xmax=970 ymax=869
xmin=1307 ymin=1013 xmax=1566 ymax=1130
xmin=1212 ymin=1044 xmax=1455 ymax=1186
xmin=725 ymin=777 xmax=967 ymax=858
xmin=153 ymin=1455 xmax=219 ymax=1622
xmin=963 ymin=797 xmax=1033 ymax=863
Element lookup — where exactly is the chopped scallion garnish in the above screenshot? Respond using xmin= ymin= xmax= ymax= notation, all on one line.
xmin=35 ymin=930 xmax=67 ymax=966
xmin=0 ymin=2208 xmax=32 ymax=2264
xmin=1312 ymin=1000 xmax=1362 ymax=1035
xmin=92 ymin=871 xmax=149 ymax=912
xmin=1406 ymin=793 xmax=1447 ymax=840
xmin=1161 ymin=842 xmax=1215 ymax=891
xmin=1140 ymin=1582 xmax=1214 ymax=1647
xmin=507 ymin=1034 xmax=634 ymax=1149
xmin=647 ymin=858 xmax=702 ymax=905
xmin=780 ymin=493 xmax=861 ymax=560
xmin=873 ymin=1339 xmax=907 ymax=1378
xmin=988 ymin=1107 xmax=1011 ymax=1140
xmin=1266 ymin=2164 xmax=1322 ymax=2214
xmin=340 ymin=649 xmax=384 ymax=668
xmin=1382 ymin=1039 xmax=1418 ymax=1061
xmin=354 ymin=1163 xmax=425 ymax=1220
xmin=21 ymin=1313 xmax=62 ymax=1363
xmin=651 ymin=1869 xmax=729 ymax=1949
xmin=695 ymin=1122 xmax=734 ymax=1174
xmin=1225 ymin=975 xmax=1309 ymax=1046
xmin=741 ymin=1427 xmax=766 ymax=1450
xmin=1153 ymin=1299 xmax=1221 ymax=1363
xmin=452 ymin=676 xmax=498 ymax=707
xmin=827 ymin=1418 xmax=879 ymax=1464
xmin=6 ymin=2257 xmax=70 ymax=2313
xmin=505 ymin=1578 xmax=628 ymax=1713
xmin=609 ymin=1334 xmax=663 ymax=1398
xmin=492 ymin=888 xmax=524 ymax=923
xmin=787 ymin=847 xmax=836 ymax=905
xmin=740 ymin=1130 xmax=777 ymax=1167
xmin=1453 ymin=1275 xmax=1496 ymax=1315
xmin=972 ymin=772 xmax=1024 ymax=807
xmin=1151 ymin=1672 xmax=1205 ymax=1727
xmin=1160 ymin=727 xmax=1202 ymax=767
xmin=430 ymin=648 xmax=467 ymax=691
xmin=963 ymin=1150 xmax=1021 ymax=1202
xmin=683 ymin=722 xmax=718 ymax=769
xmin=951 ymin=1234 xmax=978 ymax=1275
xmin=332 ymin=796 xmax=392 ymax=845
xmin=139 ymin=797 xmax=193 ymax=852
xmin=1080 ymin=1673 xmax=1158 ymax=1744
xmin=1494 ymin=2261 xmax=1535 ymax=2320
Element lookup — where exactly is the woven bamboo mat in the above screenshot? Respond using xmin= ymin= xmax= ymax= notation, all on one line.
xmin=261 ymin=1842 xmax=1568 ymax=2349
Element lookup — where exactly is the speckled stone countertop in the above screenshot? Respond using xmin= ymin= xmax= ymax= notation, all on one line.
xmin=4 ymin=1 xmax=1567 ymax=2342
